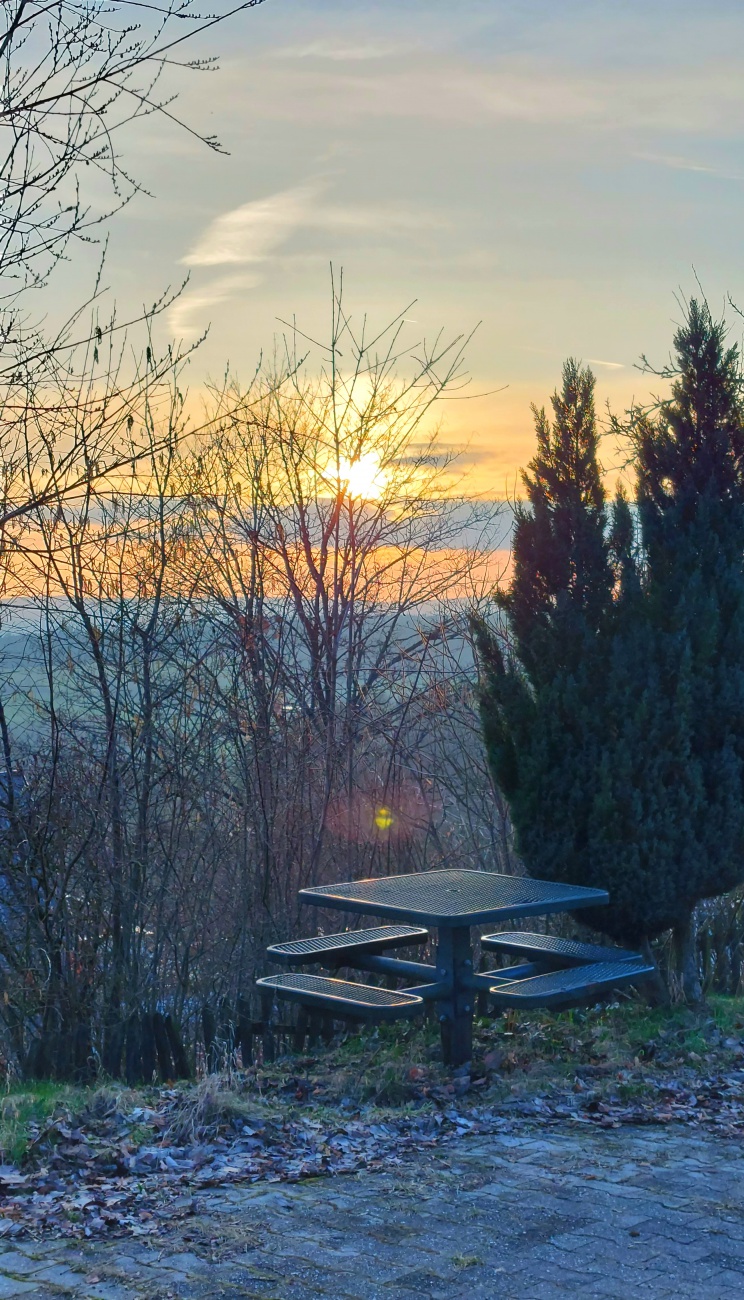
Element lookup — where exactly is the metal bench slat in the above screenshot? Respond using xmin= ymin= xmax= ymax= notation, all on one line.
xmin=257 ymin=973 xmax=425 ymax=1021
xmin=488 ymin=958 xmax=654 ymax=1009
xmin=267 ymin=925 xmax=428 ymax=965
xmin=481 ymin=931 xmax=639 ymax=967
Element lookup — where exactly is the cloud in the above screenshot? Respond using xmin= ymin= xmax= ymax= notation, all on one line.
xmin=229 ymin=63 xmax=601 ymax=129
xmin=635 ymin=151 xmax=744 ymax=182
xmin=175 ymin=181 xmax=448 ymax=339
xmin=273 ymin=40 xmax=403 ymax=62
xmin=168 ymin=273 xmax=259 ymax=338
xmin=442 ymin=63 xmax=744 ymax=133
xmin=459 ymin=70 xmax=599 ymax=126
xmin=181 ymin=179 xmax=449 ymax=288
xmin=223 ymin=52 xmax=744 ymax=137
xmin=182 ymin=182 xmax=322 ymax=269
xmin=318 ymin=204 xmax=447 ymax=234
xmin=182 ymin=184 xmax=448 ymax=270
xmin=519 ymin=348 xmax=625 ymax=371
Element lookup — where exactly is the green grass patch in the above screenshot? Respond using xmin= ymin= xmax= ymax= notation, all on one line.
xmin=237 ymin=992 xmax=744 ymax=1114
xmin=0 ymin=1081 xmax=76 ymax=1165
xmin=2 ymin=993 xmax=742 ymax=1166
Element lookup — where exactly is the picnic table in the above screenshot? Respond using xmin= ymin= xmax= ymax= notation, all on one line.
xmin=257 ymin=868 xmax=653 ymax=1066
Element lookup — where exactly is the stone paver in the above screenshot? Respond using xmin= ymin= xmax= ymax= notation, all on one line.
xmin=2 ymin=1126 xmax=744 ymax=1298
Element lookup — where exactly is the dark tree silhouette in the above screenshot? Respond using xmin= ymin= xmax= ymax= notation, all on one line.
xmin=475 ymin=306 xmax=744 ymax=1001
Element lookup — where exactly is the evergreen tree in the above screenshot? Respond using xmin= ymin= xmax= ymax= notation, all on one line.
xmin=631 ymin=301 xmax=744 ymax=993
xmin=474 ymin=358 xmax=622 ymax=932
xmin=475 ymin=305 xmax=744 ymax=1000
xmin=504 ymin=359 xmax=612 ymax=682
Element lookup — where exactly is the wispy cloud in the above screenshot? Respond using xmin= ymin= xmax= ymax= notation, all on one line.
xmin=182 ymin=182 xmax=448 ymax=270
xmin=226 ymin=53 xmax=744 ymax=136
xmin=273 ymin=39 xmax=403 ymax=62
xmin=451 ymin=63 xmax=744 ymax=132
xmin=318 ymin=204 xmax=446 ymax=234
xmin=520 ymin=348 xmax=625 ymax=371
xmin=174 ymin=181 xmax=447 ymax=339
xmin=635 ymin=151 xmax=744 ymax=182
xmin=182 ymin=182 xmax=323 ymax=269
xmin=168 ymin=273 xmax=260 ymax=338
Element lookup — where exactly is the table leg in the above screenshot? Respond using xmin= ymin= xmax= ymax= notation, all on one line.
xmin=436 ymin=926 xmax=473 ymax=1067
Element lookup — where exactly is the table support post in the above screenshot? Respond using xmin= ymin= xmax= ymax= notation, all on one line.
xmin=436 ymin=926 xmax=473 ymax=1067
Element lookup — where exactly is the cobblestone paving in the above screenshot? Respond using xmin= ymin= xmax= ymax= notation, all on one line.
xmin=1 ymin=1125 xmax=744 ymax=1298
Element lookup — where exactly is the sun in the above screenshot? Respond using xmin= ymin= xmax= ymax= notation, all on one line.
xmin=337 ymin=451 xmax=388 ymax=501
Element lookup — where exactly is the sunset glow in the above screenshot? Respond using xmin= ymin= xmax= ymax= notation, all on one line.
xmin=334 ymin=451 xmax=388 ymax=501
xmin=7 ymin=0 xmax=743 ymax=1120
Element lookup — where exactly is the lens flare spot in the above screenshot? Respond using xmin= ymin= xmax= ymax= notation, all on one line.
xmin=374 ymin=806 xmax=394 ymax=830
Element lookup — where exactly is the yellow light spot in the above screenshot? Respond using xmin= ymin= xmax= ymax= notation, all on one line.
xmin=374 ymin=806 xmax=394 ymax=830
xmin=338 ymin=451 xmax=388 ymax=500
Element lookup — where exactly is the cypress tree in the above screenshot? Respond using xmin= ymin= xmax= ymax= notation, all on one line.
xmin=475 ymin=304 xmax=744 ymax=1000
xmin=631 ymin=300 xmax=744 ymax=994
xmin=474 ymin=358 xmax=620 ymax=929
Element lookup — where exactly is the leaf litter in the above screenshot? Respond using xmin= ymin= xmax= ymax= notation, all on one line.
xmin=1 ymin=1066 xmax=744 ymax=1243
xmin=4 ymin=1000 xmax=744 ymax=1242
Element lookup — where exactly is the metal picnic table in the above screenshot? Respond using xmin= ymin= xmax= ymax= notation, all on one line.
xmin=258 ymin=868 xmax=653 ymax=1067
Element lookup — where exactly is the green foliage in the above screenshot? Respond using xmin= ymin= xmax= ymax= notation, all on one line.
xmin=633 ymin=302 xmax=744 ymax=909
xmin=476 ymin=303 xmax=744 ymax=947
xmin=0 ymin=1081 xmax=73 ymax=1165
xmin=501 ymin=358 xmax=611 ymax=683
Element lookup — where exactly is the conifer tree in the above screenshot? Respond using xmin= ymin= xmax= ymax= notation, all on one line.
xmin=631 ymin=301 xmax=744 ymax=995
xmin=474 ymin=359 xmax=621 ymax=932
xmin=475 ymin=305 xmax=744 ymax=1000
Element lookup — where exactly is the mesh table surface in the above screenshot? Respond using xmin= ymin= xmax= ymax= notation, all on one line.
xmin=299 ymin=869 xmax=609 ymax=927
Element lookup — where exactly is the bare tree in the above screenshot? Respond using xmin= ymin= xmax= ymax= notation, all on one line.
xmin=183 ymin=287 xmax=503 ymax=976
xmin=0 ymin=0 xmax=266 ymax=555
xmin=0 ymin=284 xmax=512 ymax=1081
xmin=0 ymin=0 xmax=265 ymax=292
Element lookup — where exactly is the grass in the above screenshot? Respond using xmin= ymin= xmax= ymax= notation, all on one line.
xmin=242 ymin=992 xmax=744 ymax=1111
xmin=0 ymin=1080 xmax=139 ymax=1166
xmin=0 ymin=1081 xmax=80 ymax=1166
xmin=2 ymin=994 xmax=743 ymax=1168
xmin=167 ymin=1074 xmax=269 ymax=1144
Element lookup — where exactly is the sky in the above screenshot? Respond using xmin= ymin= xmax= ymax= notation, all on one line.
xmin=52 ymin=0 xmax=744 ymax=496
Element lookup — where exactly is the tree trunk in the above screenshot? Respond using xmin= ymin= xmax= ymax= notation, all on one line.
xmin=674 ymin=911 xmax=703 ymax=1004
xmin=639 ymin=938 xmax=671 ymax=1007
xmin=141 ymin=1014 xmax=158 ymax=1083
xmin=125 ymin=1015 xmax=143 ymax=1085
xmin=164 ymin=1014 xmax=192 ymax=1080
xmin=202 ymin=1005 xmax=218 ymax=1073
xmin=236 ymin=996 xmax=254 ymax=1068
xmin=152 ymin=1012 xmax=174 ymax=1081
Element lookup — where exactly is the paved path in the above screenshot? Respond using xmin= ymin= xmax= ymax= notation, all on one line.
xmin=1 ymin=1125 xmax=744 ymax=1298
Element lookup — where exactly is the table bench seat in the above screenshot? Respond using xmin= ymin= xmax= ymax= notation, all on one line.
xmin=266 ymin=924 xmax=428 ymax=966
xmin=256 ymin=972 xmax=425 ymax=1021
xmin=488 ymin=957 xmax=654 ymax=1009
xmin=259 ymin=869 xmax=649 ymax=1065
xmin=481 ymin=931 xmax=639 ymax=968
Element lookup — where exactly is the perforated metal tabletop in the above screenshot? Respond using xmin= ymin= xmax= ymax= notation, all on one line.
xmin=299 ymin=868 xmax=608 ymax=928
